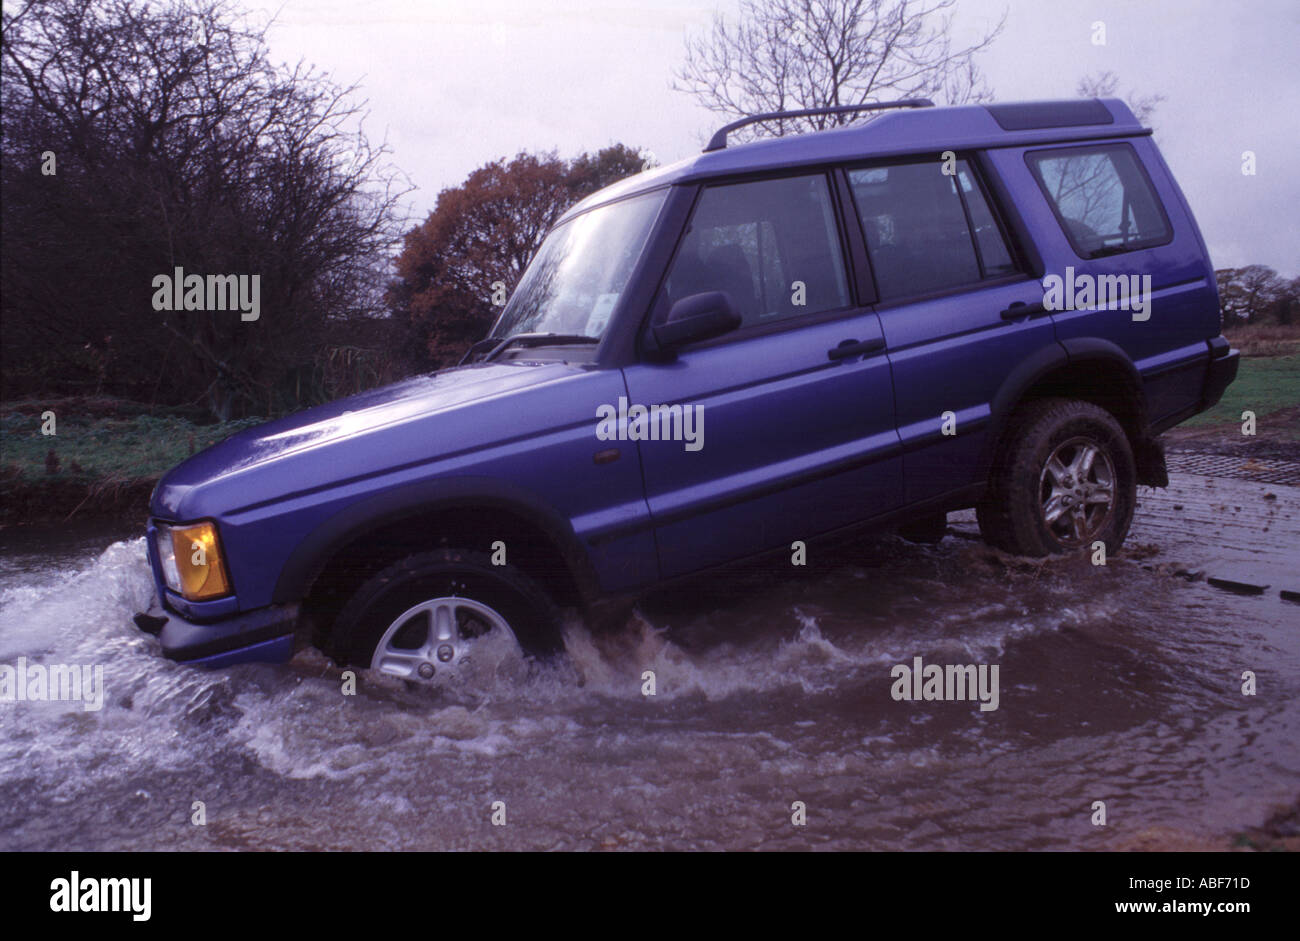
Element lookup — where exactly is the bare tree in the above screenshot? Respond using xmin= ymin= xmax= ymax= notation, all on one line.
xmin=1077 ymin=71 xmax=1165 ymax=125
xmin=1221 ymin=265 xmax=1285 ymax=324
xmin=2 ymin=0 xmax=412 ymax=419
xmin=675 ymin=0 xmax=1006 ymax=142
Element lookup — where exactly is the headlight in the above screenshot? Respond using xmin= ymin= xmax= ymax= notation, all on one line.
xmin=154 ymin=521 xmax=232 ymax=601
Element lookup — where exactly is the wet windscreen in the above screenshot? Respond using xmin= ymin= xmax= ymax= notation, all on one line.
xmin=491 ymin=189 xmax=666 ymax=341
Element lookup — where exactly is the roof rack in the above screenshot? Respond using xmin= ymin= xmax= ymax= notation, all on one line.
xmin=703 ymin=99 xmax=934 ymax=152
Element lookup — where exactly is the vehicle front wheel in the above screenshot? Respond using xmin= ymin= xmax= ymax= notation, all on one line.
xmin=977 ymin=398 xmax=1136 ymax=557
xmin=327 ymin=549 xmax=562 ymax=687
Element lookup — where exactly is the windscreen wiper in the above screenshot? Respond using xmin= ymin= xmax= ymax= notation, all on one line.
xmin=482 ymin=333 xmax=600 ymax=362
xmin=459 ymin=336 xmax=502 ymax=365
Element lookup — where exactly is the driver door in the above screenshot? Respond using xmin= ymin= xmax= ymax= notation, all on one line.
xmin=621 ymin=172 xmax=902 ymax=577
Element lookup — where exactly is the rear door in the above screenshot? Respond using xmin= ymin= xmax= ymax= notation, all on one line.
xmin=844 ymin=154 xmax=1052 ymax=505
xmin=622 ymin=171 xmax=902 ymax=577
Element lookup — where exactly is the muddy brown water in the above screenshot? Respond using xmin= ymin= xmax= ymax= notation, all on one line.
xmin=0 ymin=474 xmax=1296 ymax=851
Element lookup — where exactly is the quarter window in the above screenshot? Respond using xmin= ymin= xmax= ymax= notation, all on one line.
xmin=1026 ymin=143 xmax=1172 ymax=259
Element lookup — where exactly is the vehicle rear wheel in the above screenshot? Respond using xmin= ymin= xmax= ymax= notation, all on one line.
xmin=977 ymin=398 xmax=1136 ymax=557
xmin=327 ymin=548 xmax=562 ymax=687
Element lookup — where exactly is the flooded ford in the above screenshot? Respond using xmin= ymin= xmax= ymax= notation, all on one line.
xmin=2 ymin=467 xmax=1296 ymax=852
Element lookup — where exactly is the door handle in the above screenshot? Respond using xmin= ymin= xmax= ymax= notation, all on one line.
xmin=1000 ymin=300 xmax=1048 ymax=320
xmin=828 ymin=337 xmax=886 ymax=361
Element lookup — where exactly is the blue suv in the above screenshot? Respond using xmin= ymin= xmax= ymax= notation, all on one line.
xmin=134 ymin=98 xmax=1239 ymax=684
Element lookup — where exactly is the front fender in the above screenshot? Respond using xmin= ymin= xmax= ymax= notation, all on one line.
xmin=270 ymin=475 xmax=601 ymax=606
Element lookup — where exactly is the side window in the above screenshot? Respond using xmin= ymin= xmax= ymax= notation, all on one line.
xmin=848 ymin=157 xmax=1018 ymax=301
xmin=1026 ymin=143 xmax=1172 ymax=259
xmin=662 ymin=174 xmax=850 ymax=328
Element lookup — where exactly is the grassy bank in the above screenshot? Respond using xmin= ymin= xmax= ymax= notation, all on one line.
xmin=1 ymin=398 xmax=262 ymax=525
xmin=1217 ymin=322 xmax=1300 ymax=358
xmin=1167 ymin=324 xmax=1300 ymax=457
xmin=1179 ymin=353 xmax=1300 ymax=435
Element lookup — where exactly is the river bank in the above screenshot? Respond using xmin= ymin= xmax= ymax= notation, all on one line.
xmin=1 ymin=398 xmax=260 ymax=527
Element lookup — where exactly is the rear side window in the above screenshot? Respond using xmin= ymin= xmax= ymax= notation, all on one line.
xmin=1026 ymin=143 xmax=1172 ymax=259
xmin=848 ymin=157 xmax=1018 ymax=301
xmin=662 ymin=174 xmax=851 ymax=328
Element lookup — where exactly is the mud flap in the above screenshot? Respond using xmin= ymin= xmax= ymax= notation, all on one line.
xmin=1133 ymin=435 xmax=1169 ymax=489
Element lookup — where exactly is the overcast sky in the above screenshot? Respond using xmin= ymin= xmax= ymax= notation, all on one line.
xmin=247 ymin=0 xmax=1299 ymax=276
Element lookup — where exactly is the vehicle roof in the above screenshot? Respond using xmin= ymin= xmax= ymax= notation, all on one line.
xmin=559 ymin=98 xmax=1144 ymax=223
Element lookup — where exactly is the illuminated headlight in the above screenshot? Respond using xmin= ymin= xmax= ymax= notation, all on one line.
xmin=154 ymin=522 xmax=232 ymax=601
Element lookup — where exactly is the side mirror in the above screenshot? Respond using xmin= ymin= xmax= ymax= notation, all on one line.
xmin=650 ymin=291 xmax=742 ymax=351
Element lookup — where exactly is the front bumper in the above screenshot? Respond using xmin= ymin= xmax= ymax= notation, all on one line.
xmin=133 ymin=602 xmax=299 ymax=667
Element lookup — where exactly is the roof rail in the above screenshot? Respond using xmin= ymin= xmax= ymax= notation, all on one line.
xmin=703 ymin=99 xmax=934 ymax=152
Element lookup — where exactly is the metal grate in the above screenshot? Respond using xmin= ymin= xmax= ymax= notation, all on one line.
xmin=1166 ymin=453 xmax=1300 ymax=486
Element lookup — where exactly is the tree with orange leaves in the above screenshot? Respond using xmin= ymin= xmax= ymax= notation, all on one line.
xmin=390 ymin=144 xmax=647 ymax=369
